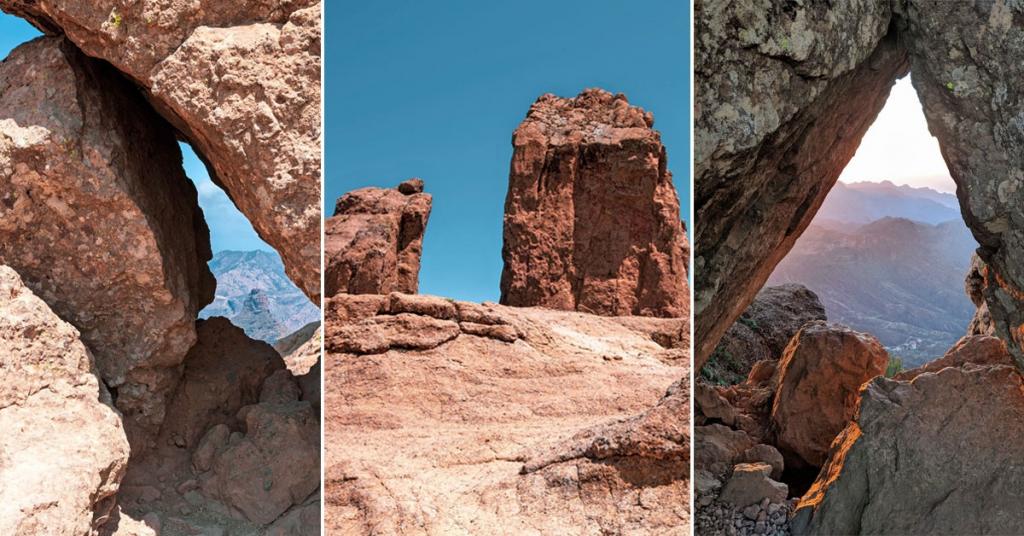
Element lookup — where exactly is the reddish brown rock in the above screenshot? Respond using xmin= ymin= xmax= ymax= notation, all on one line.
xmin=704 ymin=284 xmax=826 ymax=385
xmin=0 ymin=1 xmax=323 ymax=301
xmin=0 ymin=37 xmax=214 ymax=450
xmin=500 ymin=88 xmax=689 ymax=318
xmin=326 ymin=181 xmax=432 ymax=296
xmin=770 ymin=321 xmax=888 ymax=467
xmin=895 ymin=335 xmax=1011 ymax=381
xmin=792 ymin=365 xmax=1024 ymax=535
xmin=326 ymin=298 xmax=690 ymax=533
xmin=0 ymin=265 xmax=131 ymax=535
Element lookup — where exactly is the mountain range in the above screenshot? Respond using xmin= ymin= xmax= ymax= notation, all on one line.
xmin=768 ymin=179 xmax=978 ymax=367
xmin=199 ymin=250 xmax=320 ymax=343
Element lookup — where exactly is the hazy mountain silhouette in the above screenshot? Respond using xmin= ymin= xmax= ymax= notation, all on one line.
xmin=816 ymin=180 xmax=960 ymax=225
xmin=200 ymin=250 xmax=319 ymax=343
xmin=769 ymin=180 xmax=978 ymax=366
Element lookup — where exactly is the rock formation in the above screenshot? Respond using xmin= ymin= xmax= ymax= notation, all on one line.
xmin=500 ymin=88 xmax=689 ymax=318
xmin=894 ymin=334 xmax=1011 ymax=381
xmin=703 ymin=284 xmax=826 ymax=385
xmin=695 ymin=0 xmax=1024 ymax=373
xmin=325 ymin=292 xmax=690 ymax=533
xmin=325 ymin=179 xmax=432 ymax=296
xmin=770 ymin=322 xmax=887 ymax=468
xmin=0 ymin=265 xmax=131 ymax=535
xmin=0 ymin=0 xmax=323 ymax=301
xmin=117 ymin=318 xmax=320 ymax=533
xmin=792 ymin=365 xmax=1024 ymax=535
xmin=965 ymin=253 xmax=996 ymax=337
xmin=0 ymin=36 xmax=214 ymax=450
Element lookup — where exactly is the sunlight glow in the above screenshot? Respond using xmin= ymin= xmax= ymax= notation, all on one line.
xmin=838 ymin=76 xmax=954 ymax=192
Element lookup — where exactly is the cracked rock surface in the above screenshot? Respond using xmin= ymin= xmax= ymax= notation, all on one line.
xmin=325 ymin=295 xmax=690 ymax=534
xmin=0 ymin=0 xmax=323 ymax=301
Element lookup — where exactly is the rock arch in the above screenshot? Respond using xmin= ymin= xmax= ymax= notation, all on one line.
xmin=695 ymin=0 xmax=1024 ymax=373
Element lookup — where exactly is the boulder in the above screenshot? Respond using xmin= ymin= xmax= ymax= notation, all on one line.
xmin=770 ymin=321 xmax=888 ymax=467
xmin=500 ymin=88 xmax=689 ymax=318
xmin=719 ymin=463 xmax=788 ymax=508
xmin=896 ymin=335 xmax=1012 ymax=381
xmin=0 ymin=0 xmax=324 ymax=300
xmin=704 ymin=284 xmax=826 ymax=384
xmin=965 ymin=253 xmax=996 ymax=337
xmin=792 ymin=365 xmax=1024 ymax=535
xmin=0 ymin=265 xmax=130 ymax=535
xmin=325 ymin=181 xmax=432 ymax=296
xmin=158 ymin=317 xmax=284 ymax=449
xmin=0 ymin=37 xmax=214 ymax=449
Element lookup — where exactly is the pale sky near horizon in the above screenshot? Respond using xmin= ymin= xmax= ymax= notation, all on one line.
xmin=838 ymin=76 xmax=955 ymax=193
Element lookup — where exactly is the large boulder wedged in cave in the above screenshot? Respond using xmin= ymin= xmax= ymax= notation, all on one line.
xmin=0 ymin=0 xmax=323 ymax=302
xmin=898 ymin=1 xmax=1024 ymax=366
xmin=0 ymin=265 xmax=131 ymax=535
xmin=792 ymin=365 xmax=1024 ymax=535
xmin=770 ymin=321 xmax=888 ymax=468
xmin=693 ymin=0 xmax=909 ymax=369
xmin=0 ymin=37 xmax=215 ymax=450
xmin=325 ymin=180 xmax=432 ymax=297
xmin=500 ymin=88 xmax=689 ymax=318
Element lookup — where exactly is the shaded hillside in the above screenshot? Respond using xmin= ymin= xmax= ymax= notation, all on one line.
xmin=200 ymin=250 xmax=320 ymax=343
xmin=817 ymin=180 xmax=960 ymax=225
xmin=768 ymin=218 xmax=977 ymax=366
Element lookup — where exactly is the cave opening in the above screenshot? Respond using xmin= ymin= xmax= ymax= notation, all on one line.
xmin=182 ymin=141 xmax=320 ymax=348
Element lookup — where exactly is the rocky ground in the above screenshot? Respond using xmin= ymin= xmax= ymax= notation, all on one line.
xmin=324 ymin=293 xmax=690 ymax=534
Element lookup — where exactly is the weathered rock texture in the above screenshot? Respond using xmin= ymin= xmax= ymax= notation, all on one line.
xmin=704 ymin=284 xmax=826 ymax=385
xmin=895 ymin=334 xmax=1011 ymax=381
xmin=0 ymin=0 xmax=323 ymax=301
xmin=792 ymin=365 xmax=1024 ymax=535
xmin=118 ymin=317 xmax=320 ymax=533
xmin=326 ymin=179 xmax=432 ymax=297
xmin=501 ymin=88 xmax=689 ymax=318
xmin=770 ymin=321 xmax=888 ymax=468
xmin=0 ymin=265 xmax=131 ymax=535
xmin=0 ymin=37 xmax=214 ymax=450
xmin=695 ymin=0 xmax=1024 ymax=373
xmin=325 ymin=294 xmax=690 ymax=534
xmin=693 ymin=0 xmax=909 ymax=368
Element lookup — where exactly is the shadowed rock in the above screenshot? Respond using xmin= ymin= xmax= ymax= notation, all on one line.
xmin=501 ymin=88 xmax=689 ymax=318
xmin=0 ymin=37 xmax=214 ymax=450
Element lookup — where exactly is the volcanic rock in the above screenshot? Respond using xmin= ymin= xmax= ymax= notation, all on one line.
xmin=771 ymin=321 xmax=888 ymax=467
xmin=326 ymin=181 xmax=432 ymax=296
xmin=693 ymin=0 xmax=908 ymax=369
xmin=792 ymin=365 xmax=1024 ymax=535
xmin=326 ymin=298 xmax=690 ymax=533
xmin=895 ymin=335 xmax=1011 ymax=381
xmin=719 ymin=463 xmax=787 ymax=508
xmin=0 ymin=37 xmax=214 ymax=450
xmin=704 ymin=284 xmax=826 ymax=384
xmin=0 ymin=0 xmax=323 ymax=301
xmin=965 ymin=253 xmax=996 ymax=337
xmin=500 ymin=88 xmax=689 ymax=318
xmin=0 ymin=265 xmax=130 ymax=535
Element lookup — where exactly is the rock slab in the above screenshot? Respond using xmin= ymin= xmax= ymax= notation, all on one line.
xmin=0 ymin=265 xmax=131 ymax=535
xmin=0 ymin=37 xmax=214 ymax=450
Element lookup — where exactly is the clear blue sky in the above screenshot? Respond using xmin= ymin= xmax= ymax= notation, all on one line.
xmin=0 ymin=13 xmax=269 ymax=254
xmin=327 ymin=0 xmax=691 ymax=302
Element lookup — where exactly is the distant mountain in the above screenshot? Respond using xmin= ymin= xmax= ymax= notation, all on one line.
xmin=768 ymin=217 xmax=977 ymax=367
xmin=817 ymin=180 xmax=961 ymax=225
xmin=200 ymin=250 xmax=319 ymax=343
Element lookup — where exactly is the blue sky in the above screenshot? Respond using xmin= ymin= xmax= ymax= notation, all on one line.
xmin=0 ymin=13 xmax=269 ymax=254
xmin=327 ymin=0 xmax=690 ymax=302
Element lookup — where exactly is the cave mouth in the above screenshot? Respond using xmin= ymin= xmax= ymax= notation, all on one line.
xmin=182 ymin=141 xmax=321 ymax=346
